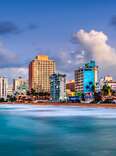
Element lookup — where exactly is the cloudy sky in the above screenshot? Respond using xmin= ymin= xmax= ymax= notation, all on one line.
xmin=0 ymin=0 xmax=116 ymax=82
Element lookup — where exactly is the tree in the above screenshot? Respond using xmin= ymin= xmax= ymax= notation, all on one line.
xmin=7 ymin=95 xmax=16 ymax=102
xmin=81 ymin=93 xmax=85 ymax=101
xmin=94 ymin=92 xmax=102 ymax=102
xmin=76 ymin=92 xmax=82 ymax=97
xmin=0 ymin=98 xmax=5 ymax=102
xmin=30 ymin=88 xmax=37 ymax=96
xmin=26 ymin=90 xmax=30 ymax=96
xmin=102 ymin=84 xmax=112 ymax=96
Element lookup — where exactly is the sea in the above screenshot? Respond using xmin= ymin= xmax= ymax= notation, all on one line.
xmin=0 ymin=104 xmax=116 ymax=156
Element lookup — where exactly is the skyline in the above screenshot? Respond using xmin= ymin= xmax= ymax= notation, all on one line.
xmin=0 ymin=0 xmax=116 ymax=81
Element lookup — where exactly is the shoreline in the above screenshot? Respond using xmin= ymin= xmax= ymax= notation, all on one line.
xmin=1 ymin=102 xmax=116 ymax=109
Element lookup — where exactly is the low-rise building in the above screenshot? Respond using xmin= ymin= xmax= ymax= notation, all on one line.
xmin=100 ymin=76 xmax=116 ymax=91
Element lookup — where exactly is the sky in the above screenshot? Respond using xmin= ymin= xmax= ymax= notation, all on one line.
xmin=0 ymin=0 xmax=116 ymax=82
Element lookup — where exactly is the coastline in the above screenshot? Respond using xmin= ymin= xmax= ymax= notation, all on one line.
xmin=1 ymin=102 xmax=116 ymax=109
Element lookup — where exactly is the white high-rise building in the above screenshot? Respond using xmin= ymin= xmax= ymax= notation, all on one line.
xmin=0 ymin=77 xmax=8 ymax=99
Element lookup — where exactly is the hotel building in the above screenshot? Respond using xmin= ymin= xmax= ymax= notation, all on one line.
xmin=29 ymin=55 xmax=56 ymax=93
xmin=50 ymin=73 xmax=66 ymax=101
xmin=75 ymin=60 xmax=98 ymax=96
xmin=0 ymin=77 xmax=8 ymax=99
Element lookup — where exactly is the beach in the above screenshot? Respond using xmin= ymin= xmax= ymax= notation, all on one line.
xmin=2 ymin=102 xmax=116 ymax=109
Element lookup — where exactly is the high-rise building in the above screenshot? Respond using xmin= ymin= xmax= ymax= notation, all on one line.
xmin=50 ymin=73 xmax=66 ymax=101
xmin=0 ymin=77 xmax=8 ymax=99
xmin=29 ymin=55 xmax=56 ymax=93
xmin=75 ymin=60 xmax=98 ymax=96
xmin=13 ymin=77 xmax=28 ymax=94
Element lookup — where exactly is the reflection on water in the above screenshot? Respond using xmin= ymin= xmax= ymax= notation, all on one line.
xmin=0 ymin=104 xmax=116 ymax=156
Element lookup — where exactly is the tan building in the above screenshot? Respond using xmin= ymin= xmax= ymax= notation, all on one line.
xmin=29 ymin=55 xmax=56 ymax=93
xmin=66 ymin=80 xmax=75 ymax=97
xmin=104 ymin=75 xmax=113 ymax=82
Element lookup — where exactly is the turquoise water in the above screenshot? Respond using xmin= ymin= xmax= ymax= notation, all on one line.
xmin=0 ymin=105 xmax=116 ymax=156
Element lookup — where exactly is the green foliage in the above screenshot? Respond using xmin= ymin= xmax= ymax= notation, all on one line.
xmin=0 ymin=98 xmax=5 ymax=102
xmin=7 ymin=95 xmax=16 ymax=102
xmin=76 ymin=92 xmax=82 ymax=97
xmin=102 ymin=84 xmax=112 ymax=96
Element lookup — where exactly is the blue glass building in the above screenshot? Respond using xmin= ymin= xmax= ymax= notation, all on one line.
xmin=75 ymin=60 xmax=98 ymax=96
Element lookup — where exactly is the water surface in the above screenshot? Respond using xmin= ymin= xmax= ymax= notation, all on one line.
xmin=0 ymin=104 xmax=116 ymax=156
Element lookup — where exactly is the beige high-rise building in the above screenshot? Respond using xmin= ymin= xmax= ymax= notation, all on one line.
xmin=29 ymin=55 xmax=56 ymax=93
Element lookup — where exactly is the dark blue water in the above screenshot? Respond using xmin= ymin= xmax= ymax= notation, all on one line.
xmin=0 ymin=104 xmax=116 ymax=156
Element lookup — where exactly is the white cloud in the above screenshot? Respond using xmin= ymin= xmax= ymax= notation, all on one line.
xmin=0 ymin=67 xmax=28 ymax=84
xmin=0 ymin=41 xmax=28 ymax=84
xmin=74 ymin=29 xmax=116 ymax=67
xmin=54 ymin=30 xmax=116 ymax=79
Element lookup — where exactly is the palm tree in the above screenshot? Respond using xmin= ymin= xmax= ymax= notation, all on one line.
xmin=102 ymin=84 xmax=112 ymax=96
xmin=26 ymin=90 xmax=30 ymax=96
xmin=30 ymin=89 xmax=36 ymax=95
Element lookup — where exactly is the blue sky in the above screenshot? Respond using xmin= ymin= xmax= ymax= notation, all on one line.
xmin=0 ymin=0 xmax=116 ymax=81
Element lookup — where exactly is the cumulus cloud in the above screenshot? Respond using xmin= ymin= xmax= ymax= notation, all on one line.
xmin=56 ymin=29 xmax=116 ymax=79
xmin=73 ymin=29 xmax=116 ymax=69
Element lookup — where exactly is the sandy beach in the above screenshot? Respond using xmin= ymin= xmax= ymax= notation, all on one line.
xmin=1 ymin=102 xmax=116 ymax=109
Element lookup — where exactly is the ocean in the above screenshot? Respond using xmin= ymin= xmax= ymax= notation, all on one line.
xmin=0 ymin=104 xmax=116 ymax=156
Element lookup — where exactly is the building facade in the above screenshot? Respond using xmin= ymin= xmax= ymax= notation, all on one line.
xmin=0 ymin=77 xmax=8 ymax=99
xmin=13 ymin=77 xmax=28 ymax=94
xmin=7 ymin=85 xmax=13 ymax=96
xmin=50 ymin=73 xmax=66 ymax=101
xmin=75 ymin=60 xmax=98 ymax=96
xmin=66 ymin=80 xmax=75 ymax=97
xmin=100 ymin=76 xmax=116 ymax=91
xmin=29 ymin=55 xmax=56 ymax=93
